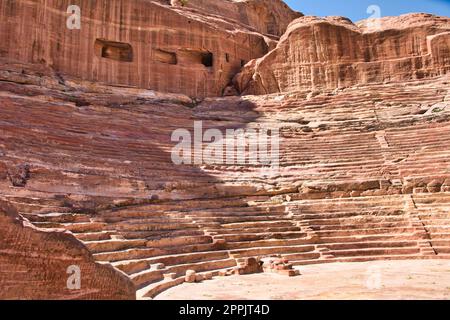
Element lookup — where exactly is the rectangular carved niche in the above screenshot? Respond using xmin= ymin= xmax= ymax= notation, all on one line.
xmin=154 ymin=49 xmax=177 ymax=65
xmin=95 ymin=39 xmax=133 ymax=62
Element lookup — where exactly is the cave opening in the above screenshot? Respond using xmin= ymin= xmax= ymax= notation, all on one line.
xmin=201 ymin=52 xmax=213 ymax=67
xmin=178 ymin=49 xmax=214 ymax=68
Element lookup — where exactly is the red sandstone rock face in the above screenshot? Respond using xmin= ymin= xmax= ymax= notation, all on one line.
xmin=1 ymin=2 xmax=450 ymax=300
xmin=234 ymin=14 xmax=450 ymax=95
xmin=166 ymin=0 xmax=302 ymax=37
xmin=0 ymin=201 xmax=135 ymax=299
xmin=0 ymin=0 xmax=300 ymax=98
xmin=1 ymin=57 xmax=450 ymax=299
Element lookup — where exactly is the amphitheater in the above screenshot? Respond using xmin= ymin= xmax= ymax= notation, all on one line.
xmin=1 ymin=0 xmax=450 ymax=300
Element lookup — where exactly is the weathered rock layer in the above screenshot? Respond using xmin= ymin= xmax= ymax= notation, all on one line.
xmin=1 ymin=57 xmax=450 ymax=299
xmin=1 ymin=3 xmax=450 ymax=300
xmin=0 ymin=0 xmax=300 ymax=98
xmin=235 ymin=14 xmax=450 ymax=94
xmin=0 ymin=200 xmax=135 ymax=299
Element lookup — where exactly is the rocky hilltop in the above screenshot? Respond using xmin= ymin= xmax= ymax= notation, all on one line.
xmin=235 ymin=13 xmax=450 ymax=94
xmin=1 ymin=1 xmax=450 ymax=300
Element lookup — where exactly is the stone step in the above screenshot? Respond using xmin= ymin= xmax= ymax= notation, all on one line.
xmin=93 ymin=242 xmax=218 ymax=262
xmin=102 ymin=204 xmax=282 ymax=220
xmin=221 ymin=231 xmax=308 ymax=242
xmin=297 ymin=211 xmax=406 ymax=220
xmin=230 ymin=244 xmax=316 ymax=258
xmin=206 ymin=225 xmax=301 ymax=234
xmin=302 ymin=216 xmax=409 ymax=226
xmin=186 ymin=208 xmax=286 ymax=217
xmin=426 ymin=226 xmax=450 ymax=232
xmin=309 ymin=221 xmax=411 ymax=231
xmin=114 ymin=222 xmax=199 ymax=232
xmin=5 ymin=201 xmax=71 ymax=214
xmin=220 ymin=220 xmax=294 ymax=229
xmin=329 ymin=246 xmax=421 ymax=257
xmin=192 ymin=215 xmax=291 ymax=224
xmin=226 ymin=237 xmax=312 ymax=250
xmin=65 ymin=222 xmax=108 ymax=233
xmin=315 ymin=226 xmax=418 ymax=237
xmin=136 ymin=268 xmax=232 ymax=300
xmin=281 ymin=251 xmax=321 ymax=261
xmin=429 ymin=232 xmax=450 ymax=239
xmin=113 ymin=251 xmax=231 ymax=275
xmin=429 ymin=239 xmax=450 ymax=246
xmin=22 ymin=212 xmax=91 ymax=223
xmin=120 ymin=229 xmax=206 ymax=240
xmin=137 ymin=276 xmax=185 ymax=300
xmin=317 ymin=233 xmax=422 ymax=243
xmin=84 ymin=239 xmax=148 ymax=254
xmin=104 ymin=216 xmax=192 ymax=224
xmin=418 ymin=218 xmax=450 ymax=225
xmin=318 ymin=240 xmax=418 ymax=250
xmin=145 ymin=235 xmax=213 ymax=248
xmin=434 ymin=247 xmax=450 ymax=254
xmin=131 ymin=258 xmax=236 ymax=288
xmin=74 ymin=231 xmax=114 ymax=241
xmin=290 ymin=253 xmax=430 ymax=266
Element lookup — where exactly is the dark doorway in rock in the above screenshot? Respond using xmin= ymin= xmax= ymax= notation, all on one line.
xmin=178 ymin=49 xmax=214 ymax=68
xmin=201 ymin=52 xmax=213 ymax=67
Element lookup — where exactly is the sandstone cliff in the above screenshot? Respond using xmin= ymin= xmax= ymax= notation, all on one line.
xmin=0 ymin=0 xmax=300 ymax=98
xmin=234 ymin=14 xmax=450 ymax=95
xmin=167 ymin=0 xmax=302 ymax=36
xmin=0 ymin=200 xmax=135 ymax=299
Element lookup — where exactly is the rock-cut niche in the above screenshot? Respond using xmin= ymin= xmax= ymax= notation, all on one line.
xmin=94 ymin=39 xmax=133 ymax=62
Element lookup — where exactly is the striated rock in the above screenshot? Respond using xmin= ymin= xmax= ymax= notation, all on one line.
xmin=234 ymin=14 xmax=450 ymax=95
xmin=0 ymin=0 xmax=300 ymax=98
xmin=165 ymin=0 xmax=302 ymax=36
xmin=2 ymin=57 xmax=450 ymax=299
xmin=1 ymin=2 xmax=450 ymax=301
xmin=0 ymin=200 xmax=135 ymax=299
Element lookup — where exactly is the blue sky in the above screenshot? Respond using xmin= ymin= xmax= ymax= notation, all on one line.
xmin=284 ymin=0 xmax=450 ymax=22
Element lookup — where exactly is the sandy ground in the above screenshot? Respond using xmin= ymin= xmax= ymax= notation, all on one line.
xmin=155 ymin=260 xmax=450 ymax=300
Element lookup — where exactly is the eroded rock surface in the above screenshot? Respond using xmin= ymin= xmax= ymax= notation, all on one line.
xmin=0 ymin=0 xmax=300 ymax=98
xmin=235 ymin=14 xmax=450 ymax=95
xmin=1 ymin=56 xmax=450 ymax=299
xmin=1 ymin=3 xmax=450 ymax=300
xmin=0 ymin=200 xmax=135 ymax=299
